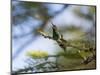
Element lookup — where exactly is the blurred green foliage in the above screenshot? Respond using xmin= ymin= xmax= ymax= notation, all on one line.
xmin=26 ymin=50 xmax=48 ymax=59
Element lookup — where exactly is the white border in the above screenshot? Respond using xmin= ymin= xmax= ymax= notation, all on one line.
xmin=0 ymin=0 xmax=99 ymax=75
xmin=0 ymin=0 xmax=10 ymax=75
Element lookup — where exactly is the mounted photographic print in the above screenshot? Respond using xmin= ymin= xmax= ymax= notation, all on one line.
xmin=12 ymin=1 xmax=96 ymax=74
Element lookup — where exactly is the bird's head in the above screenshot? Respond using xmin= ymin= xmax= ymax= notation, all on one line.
xmin=51 ymin=22 xmax=57 ymax=29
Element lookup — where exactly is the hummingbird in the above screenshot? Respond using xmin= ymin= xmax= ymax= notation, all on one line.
xmin=51 ymin=23 xmax=67 ymax=52
xmin=51 ymin=23 xmax=60 ymax=40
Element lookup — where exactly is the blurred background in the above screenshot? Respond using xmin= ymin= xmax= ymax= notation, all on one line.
xmin=12 ymin=1 xmax=96 ymax=71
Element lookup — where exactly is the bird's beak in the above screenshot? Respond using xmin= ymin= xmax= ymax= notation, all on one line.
xmin=51 ymin=22 xmax=55 ymax=27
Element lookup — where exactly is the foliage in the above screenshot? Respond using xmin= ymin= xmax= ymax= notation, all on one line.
xmin=26 ymin=50 xmax=48 ymax=59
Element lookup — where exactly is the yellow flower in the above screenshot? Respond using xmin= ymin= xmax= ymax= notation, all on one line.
xmin=26 ymin=50 xmax=48 ymax=59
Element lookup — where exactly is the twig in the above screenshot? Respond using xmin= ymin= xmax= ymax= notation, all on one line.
xmin=39 ymin=32 xmax=90 ymax=52
xmin=82 ymin=54 xmax=96 ymax=64
xmin=39 ymin=27 xmax=96 ymax=65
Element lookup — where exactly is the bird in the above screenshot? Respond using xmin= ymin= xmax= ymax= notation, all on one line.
xmin=51 ymin=23 xmax=60 ymax=40
xmin=51 ymin=23 xmax=67 ymax=52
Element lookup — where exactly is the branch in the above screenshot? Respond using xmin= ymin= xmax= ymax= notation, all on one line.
xmin=81 ymin=54 xmax=96 ymax=64
xmin=38 ymin=26 xmax=96 ymax=65
xmin=39 ymin=32 xmax=90 ymax=52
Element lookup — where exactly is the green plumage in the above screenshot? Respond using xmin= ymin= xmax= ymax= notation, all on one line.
xmin=51 ymin=23 xmax=67 ymax=52
xmin=51 ymin=23 xmax=60 ymax=40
